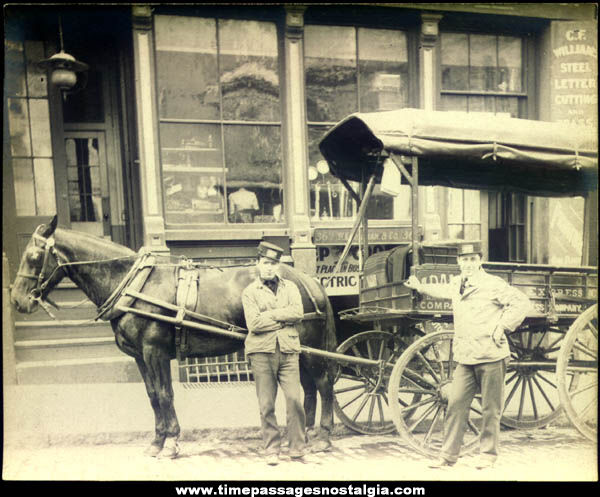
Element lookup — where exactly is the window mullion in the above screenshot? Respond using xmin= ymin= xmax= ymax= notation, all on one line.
xmin=216 ymin=19 xmax=228 ymax=224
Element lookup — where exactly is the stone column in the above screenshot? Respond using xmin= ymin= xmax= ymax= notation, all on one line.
xmin=282 ymin=6 xmax=316 ymax=275
xmin=131 ymin=6 xmax=169 ymax=253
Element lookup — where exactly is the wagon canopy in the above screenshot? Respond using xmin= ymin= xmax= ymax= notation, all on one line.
xmin=318 ymin=109 xmax=598 ymax=197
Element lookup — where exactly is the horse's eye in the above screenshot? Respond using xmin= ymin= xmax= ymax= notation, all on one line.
xmin=26 ymin=249 xmax=43 ymax=264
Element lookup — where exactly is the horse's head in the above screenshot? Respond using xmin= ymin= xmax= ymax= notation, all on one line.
xmin=10 ymin=215 xmax=66 ymax=314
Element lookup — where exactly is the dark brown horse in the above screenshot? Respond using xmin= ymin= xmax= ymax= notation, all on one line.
xmin=10 ymin=216 xmax=337 ymax=458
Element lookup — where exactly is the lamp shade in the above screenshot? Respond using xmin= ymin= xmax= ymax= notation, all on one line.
xmin=38 ymin=51 xmax=89 ymax=91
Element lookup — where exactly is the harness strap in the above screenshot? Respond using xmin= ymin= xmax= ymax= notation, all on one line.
xmin=294 ymin=276 xmax=324 ymax=318
xmin=95 ymin=250 xmax=155 ymax=321
xmin=174 ymin=260 xmax=200 ymax=361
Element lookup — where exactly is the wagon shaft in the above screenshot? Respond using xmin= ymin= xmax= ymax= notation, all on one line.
xmin=117 ymin=301 xmax=383 ymax=368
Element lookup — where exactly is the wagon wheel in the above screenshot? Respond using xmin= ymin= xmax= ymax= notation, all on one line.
xmin=501 ymin=323 xmax=569 ymax=429
xmin=388 ymin=331 xmax=482 ymax=458
xmin=557 ymin=304 xmax=598 ymax=441
xmin=333 ymin=330 xmax=410 ymax=435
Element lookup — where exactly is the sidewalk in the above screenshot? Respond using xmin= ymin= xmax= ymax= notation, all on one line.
xmin=3 ymin=381 xmax=286 ymax=448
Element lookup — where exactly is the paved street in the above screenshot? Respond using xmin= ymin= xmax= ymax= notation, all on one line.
xmin=3 ymin=423 xmax=596 ymax=482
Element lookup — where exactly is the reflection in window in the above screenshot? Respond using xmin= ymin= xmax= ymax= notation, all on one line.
xmin=305 ymin=25 xmax=409 ymax=222
xmin=154 ymin=16 xmax=283 ymax=226
xmin=219 ymin=20 xmax=280 ymax=122
xmin=224 ymin=125 xmax=283 ymax=223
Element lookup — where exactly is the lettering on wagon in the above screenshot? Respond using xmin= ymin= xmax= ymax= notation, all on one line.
xmin=418 ymin=299 xmax=453 ymax=311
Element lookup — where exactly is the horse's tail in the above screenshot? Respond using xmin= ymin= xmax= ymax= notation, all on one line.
xmin=322 ymin=294 xmax=337 ymax=353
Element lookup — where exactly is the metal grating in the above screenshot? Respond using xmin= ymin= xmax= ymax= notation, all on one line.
xmin=179 ymin=350 xmax=253 ymax=383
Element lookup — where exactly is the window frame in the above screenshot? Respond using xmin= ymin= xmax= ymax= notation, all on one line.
xmin=304 ymin=23 xmax=417 ymax=228
xmin=437 ymin=30 xmax=533 ymax=119
xmin=153 ymin=14 xmax=287 ymax=232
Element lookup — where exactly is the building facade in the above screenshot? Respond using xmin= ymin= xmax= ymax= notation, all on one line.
xmin=3 ymin=4 xmax=598 ymax=383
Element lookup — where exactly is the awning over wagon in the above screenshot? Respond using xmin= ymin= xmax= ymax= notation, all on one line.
xmin=318 ymin=109 xmax=598 ymax=197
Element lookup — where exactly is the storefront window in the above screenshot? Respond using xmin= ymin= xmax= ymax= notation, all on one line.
xmin=154 ymin=15 xmax=282 ymax=226
xmin=440 ymin=32 xmax=524 ymax=117
xmin=305 ymin=25 xmax=409 ymax=222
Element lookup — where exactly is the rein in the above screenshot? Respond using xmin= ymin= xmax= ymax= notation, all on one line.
xmin=17 ymin=229 xmax=237 ymax=320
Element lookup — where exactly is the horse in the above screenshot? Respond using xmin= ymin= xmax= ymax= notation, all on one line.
xmin=10 ymin=216 xmax=337 ymax=458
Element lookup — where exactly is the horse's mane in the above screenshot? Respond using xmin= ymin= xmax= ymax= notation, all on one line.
xmin=54 ymin=227 xmax=136 ymax=257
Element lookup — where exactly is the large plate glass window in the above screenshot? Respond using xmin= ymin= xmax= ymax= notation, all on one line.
xmin=154 ymin=16 xmax=283 ymax=227
xmin=305 ymin=25 xmax=410 ymax=222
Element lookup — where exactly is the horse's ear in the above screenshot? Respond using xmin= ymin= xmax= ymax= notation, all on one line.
xmin=42 ymin=215 xmax=58 ymax=237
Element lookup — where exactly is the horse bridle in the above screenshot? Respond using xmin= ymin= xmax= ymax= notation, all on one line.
xmin=16 ymin=229 xmax=65 ymax=316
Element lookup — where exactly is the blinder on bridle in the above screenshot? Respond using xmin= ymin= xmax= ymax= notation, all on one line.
xmin=16 ymin=227 xmax=64 ymax=317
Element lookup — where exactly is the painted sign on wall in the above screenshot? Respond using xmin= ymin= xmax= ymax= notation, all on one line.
xmin=550 ymin=21 xmax=598 ymax=126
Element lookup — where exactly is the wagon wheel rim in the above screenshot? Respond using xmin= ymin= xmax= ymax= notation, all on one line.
xmin=500 ymin=324 xmax=569 ymax=429
xmin=333 ymin=330 xmax=409 ymax=435
xmin=388 ymin=330 xmax=481 ymax=458
xmin=557 ymin=304 xmax=598 ymax=441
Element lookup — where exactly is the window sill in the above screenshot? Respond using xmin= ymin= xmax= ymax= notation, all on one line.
xmin=311 ymin=219 xmax=413 ymax=228
xmin=165 ymin=226 xmax=289 ymax=241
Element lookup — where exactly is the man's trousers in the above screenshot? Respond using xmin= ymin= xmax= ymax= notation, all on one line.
xmin=249 ymin=342 xmax=306 ymax=457
xmin=441 ymin=358 xmax=508 ymax=463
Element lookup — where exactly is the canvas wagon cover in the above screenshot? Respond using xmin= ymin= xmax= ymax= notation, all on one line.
xmin=318 ymin=109 xmax=598 ymax=197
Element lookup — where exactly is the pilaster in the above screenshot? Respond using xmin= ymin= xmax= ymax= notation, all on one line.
xmin=282 ymin=6 xmax=316 ymax=275
xmin=132 ymin=5 xmax=169 ymax=253
xmin=418 ymin=13 xmax=443 ymax=111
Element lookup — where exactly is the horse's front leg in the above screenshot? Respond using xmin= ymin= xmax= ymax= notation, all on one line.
xmin=142 ymin=330 xmax=181 ymax=459
xmin=135 ymin=357 xmax=167 ymax=456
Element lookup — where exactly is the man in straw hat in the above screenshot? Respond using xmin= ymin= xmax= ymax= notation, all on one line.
xmin=242 ymin=241 xmax=306 ymax=465
xmin=405 ymin=241 xmax=533 ymax=470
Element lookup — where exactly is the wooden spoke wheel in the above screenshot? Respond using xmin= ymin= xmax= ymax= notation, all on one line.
xmin=388 ymin=331 xmax=482 ymax=458
xmin=333 ymin=330 xmax=408 ymax=435
xmin=557 ymin=304 xmax=598 ymax=441
xmin=501 ymin=324 xmax=569 ymax=429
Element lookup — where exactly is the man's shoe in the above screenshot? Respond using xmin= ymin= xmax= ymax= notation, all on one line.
xmin=475 ymin=459 xmax=495 ymax=470
xmin=310 ymin=440 xmax=333 ymax=453
xmin=428 ymin=457 xmax=455 ymax=469
xmin=266 ymin=453 xmax=279 ymax=466
xmin=289 ymin=450 xmax=305 ymax=460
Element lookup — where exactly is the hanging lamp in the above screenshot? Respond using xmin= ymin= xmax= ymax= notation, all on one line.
xmin=38 ymin=15 xmax=88 ymax=94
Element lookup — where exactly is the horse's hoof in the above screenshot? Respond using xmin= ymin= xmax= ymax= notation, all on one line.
xmin=158 ymin=439 xmax=180 ymax=459
xmin=306 ymin=428 xmax=319 ymax=440
xmin=310 ymin=440 xmax=333 ymax=453
xmin=145 ymin=444 xmax=163 ymax=457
